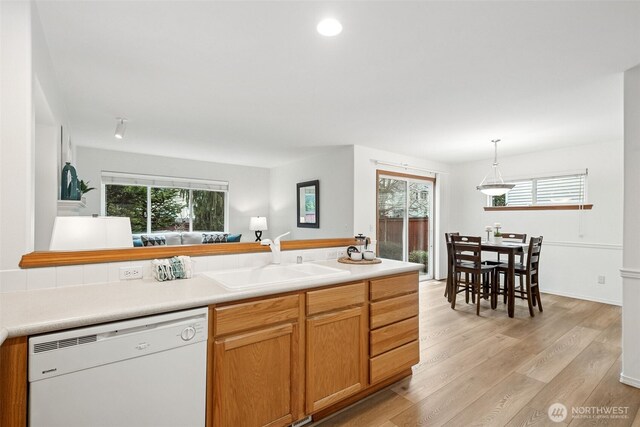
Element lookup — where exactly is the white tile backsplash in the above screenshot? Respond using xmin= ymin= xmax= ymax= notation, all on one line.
xmin=26 ymin=267 xmax=57 ymax=290
xmin=83 ymin=263 xmax=109 ymax=285
xmin=107 ymin=261 xmax=131 ymax=283
xmin=237 ymin=253 xmax=271 ymax=268
xmin=56 ymin=266 xmax=84 ymax=288
xmin=208 ymin=254 xmax=239 ymax=271
xmin=0 ymin=269 xmax=27 ymax=292
xmin=0 ymin=246 xmax=351 ymax=292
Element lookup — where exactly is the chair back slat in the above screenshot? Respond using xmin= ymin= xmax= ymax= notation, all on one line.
xmin=445 ymin=232 xmax=460 ymax=244
xmin=451 ymin=235 xmax=482 ymax=271
xmin=526 ymin=236 xmax=543 ymax=272
xmin=501 ymin=232 xmax=527 ymax=243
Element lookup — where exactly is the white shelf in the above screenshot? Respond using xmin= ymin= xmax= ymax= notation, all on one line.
xmin=57 ymin=199 xmax=87 ymax=216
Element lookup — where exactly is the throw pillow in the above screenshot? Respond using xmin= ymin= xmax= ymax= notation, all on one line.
xmin=141 ymin=235 xmax=167 ymax=246
xmin=226 ymin=233 xmax=242 ymax=242
xmin=202 ymin=233 xmax=228 ymax=244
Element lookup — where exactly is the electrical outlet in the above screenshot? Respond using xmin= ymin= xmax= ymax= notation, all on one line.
xmin=598 ymin=275 xmax=606 ymax=285
xmin=326 ymin=250 xmax=338 ymax=259
xmin=120 ymin=266 xmax=143 ymax=280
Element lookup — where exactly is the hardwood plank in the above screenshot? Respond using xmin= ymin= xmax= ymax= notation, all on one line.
xmin=516 ymin=326 xmax=601 ymax=383
xmin=579 ymin=304 xmax=621 ymax=331
xmin=527 ymin=341 xmax=619 ymax=414
xmin=316 ymin=389 xmax=412 ymax=427
xmin=506 ymin=406 xmax=569 ymax=427
xmin=391 ymin=333 xmax=520 ymax=403
xmin=569 ymin=357 xmax=640 ymax=426
xmin=593 ymin=318 xmax=622 ymax=348
xmin=414 ymin=315 xmax=512 ymax=371
xmin=390 ymin=342 xmax=536 ymax=426
xmin=443 ymin=373 xmax=546 ymax=427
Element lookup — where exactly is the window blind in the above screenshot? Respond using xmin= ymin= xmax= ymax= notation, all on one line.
xmin=101 ymin=171 xmax=228 ymax=192
xmin=493 ymin=172 xmax=587 ymax=207
xmin=505 ymin=181 xmax=533 ymax=206
xmin=536 ymin=175 xmax=585 ymax=204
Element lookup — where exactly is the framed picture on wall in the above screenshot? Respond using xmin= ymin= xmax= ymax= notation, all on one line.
xmin=297 ymin=180 xmax=319 ymax=228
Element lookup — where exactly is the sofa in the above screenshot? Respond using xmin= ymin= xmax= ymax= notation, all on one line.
xmin=132 ymin=232 xmax=242 ymax=247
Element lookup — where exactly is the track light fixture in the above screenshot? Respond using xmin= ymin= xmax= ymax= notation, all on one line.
xmin=114 ymin=118 xmax=127 ymax=139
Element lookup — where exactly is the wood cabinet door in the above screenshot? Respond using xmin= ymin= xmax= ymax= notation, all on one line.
xmin=306 ymin=306 xmax=367 ymax=414
xmin=213 ymin=323 xmax=299 ymax=427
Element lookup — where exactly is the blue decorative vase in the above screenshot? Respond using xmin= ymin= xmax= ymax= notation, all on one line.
xmin=61 ymin=162 xmax=81 ymax=200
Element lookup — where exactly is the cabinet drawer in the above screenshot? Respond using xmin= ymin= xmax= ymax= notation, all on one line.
xmin=215 ymin=294 xmax=299 ymax=336
xmin=306 ymin=282 xmax=365 ymax=316
xmin=370 ymin=293 xmax=419 ymax=330
xmin=370 ymin=273 xmax=418 ymax=301
xmin=370 ymin=340 xmax=420 ymax=384
xmin=370 ymin=316 xmax=419 ymax=357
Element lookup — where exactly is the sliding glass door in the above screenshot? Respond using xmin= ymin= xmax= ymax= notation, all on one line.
xmin=377 ymin=173 xmax=434 ymax=278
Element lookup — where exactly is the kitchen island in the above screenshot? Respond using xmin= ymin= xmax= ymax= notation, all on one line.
xmin=0 ymin=259 xmax=421 ymax=426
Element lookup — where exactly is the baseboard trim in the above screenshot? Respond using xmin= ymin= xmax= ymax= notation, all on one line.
xmin=620 ymin=373 xmax=640 ymax=389
xmin=541 ymin=289 xmax=621 ymax=306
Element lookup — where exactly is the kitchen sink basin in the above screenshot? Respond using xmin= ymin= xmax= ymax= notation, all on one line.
xmin=201 ymin=263 xmax=349 ymax=290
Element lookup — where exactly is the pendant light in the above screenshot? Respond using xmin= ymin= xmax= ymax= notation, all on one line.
xmin=476 ymin=139 xmax=515 ymax=196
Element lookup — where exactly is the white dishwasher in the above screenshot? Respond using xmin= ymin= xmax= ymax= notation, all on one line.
xmin=28 ymin=307 xmax=208 ymax=427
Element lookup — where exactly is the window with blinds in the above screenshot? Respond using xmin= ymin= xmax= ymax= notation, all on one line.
xmin=101 ymin=172 xmax=229 ymax=234
xmin=491 ymin=173 xmax=587 ymax=207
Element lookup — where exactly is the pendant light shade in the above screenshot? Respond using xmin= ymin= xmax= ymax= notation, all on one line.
xmin=476 ymin=139 xmax=515 ymax=196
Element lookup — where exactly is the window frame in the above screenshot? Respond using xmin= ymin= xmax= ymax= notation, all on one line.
xmin=100 ymin=172 xmax=229 ymax=234
xmin=484 ymin=172 xmax=593 ymax=211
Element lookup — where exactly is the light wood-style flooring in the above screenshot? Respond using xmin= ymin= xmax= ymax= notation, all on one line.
xmin=318 ymin=280 xmax=637 ymax=426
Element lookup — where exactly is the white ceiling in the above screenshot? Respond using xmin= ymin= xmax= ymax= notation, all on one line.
xmin=35 ymin=1 xmax=640 ymax=167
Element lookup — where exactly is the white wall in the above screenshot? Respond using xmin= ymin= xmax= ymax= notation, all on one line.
xmin=269 ymin=146 xmax=354 ymax=240
xmin=0 ymin=1 xmax=34 ymax=275
xmin=32 ymin=3 xmax=71 ymax=250
xmin=353 ymin=145 xmax=452 ymax=280
xmin=450 ymin=140 xmax=623 ymax=305
xmin=75 ymin=147 xmax=271 ymax=242
xmin=621 ymin=63 xmax=640 ymax=388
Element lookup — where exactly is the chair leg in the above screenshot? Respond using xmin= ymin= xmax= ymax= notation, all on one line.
xmin=535 ymin=285 xmax=543 ymax=312
xmin=476 ymin=283 xmax=481 ymax=316
xmin=525 ymin=275 xmax=535 ymax=317
xmin=451 ymin=279 xmax=457 ymax=310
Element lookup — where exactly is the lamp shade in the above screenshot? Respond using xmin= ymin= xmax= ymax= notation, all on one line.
xmin=249 ymin=216 xmax=268 ymax=231
xmin=49 ymin=216 xmax=133 ymax=251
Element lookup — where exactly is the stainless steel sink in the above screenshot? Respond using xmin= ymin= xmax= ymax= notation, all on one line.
xmin=201 ymin=263 xmax=349 ymax=290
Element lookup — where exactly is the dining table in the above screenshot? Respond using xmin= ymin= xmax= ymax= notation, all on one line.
xmin=447 ymin=240 xmax=527 ymax=318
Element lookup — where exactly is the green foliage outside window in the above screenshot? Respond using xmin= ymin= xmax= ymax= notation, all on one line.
xmin=492 ymin=194 xmax=506 ymax=207
xmin=181 ymin=189 xmax=225 ymax=231
xmin=105 ymin=185 xmax=148 ymax=233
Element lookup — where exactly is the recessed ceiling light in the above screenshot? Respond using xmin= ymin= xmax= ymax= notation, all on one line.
xmin=317 ymin=18 xmax=342 ymax=37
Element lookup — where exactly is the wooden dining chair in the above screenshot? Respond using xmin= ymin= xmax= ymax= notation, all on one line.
xmin=444 ymin=232 xmax=460 ymax=300
xmin=496 ymin=236 xmax=543 ymax=317
xmin=450 ymin=235 xmax=497 ymax=315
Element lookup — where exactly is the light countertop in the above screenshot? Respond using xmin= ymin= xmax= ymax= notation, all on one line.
xmin=0 ymin=259 xmax=422 ymax=346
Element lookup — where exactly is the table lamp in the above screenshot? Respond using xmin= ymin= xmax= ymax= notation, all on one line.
xmin=249 ymin=216 xmax=268 ymax=242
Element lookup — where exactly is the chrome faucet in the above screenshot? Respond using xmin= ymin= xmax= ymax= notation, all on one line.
xmin=260 ymin=232 xmax=290 ymax=264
